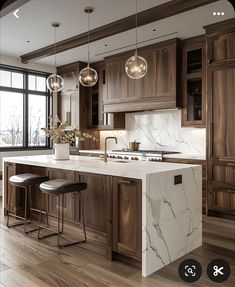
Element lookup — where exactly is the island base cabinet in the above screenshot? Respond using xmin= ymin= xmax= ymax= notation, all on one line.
xmin=79 ymin=173 xmax=110 ymax=234
xmin=112 ymin=177 xmax=142 ymax=260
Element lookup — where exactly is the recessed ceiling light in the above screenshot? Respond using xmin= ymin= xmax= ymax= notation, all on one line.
xmin=26 ymin=40 xmax=30 ymax=43
xmin=104 ymin=44 xmax=108 ymax=47
xmin=153 ymin=29 xmax=156 ymax=32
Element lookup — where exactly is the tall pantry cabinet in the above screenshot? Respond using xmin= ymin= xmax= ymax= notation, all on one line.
xmin=205 ymin=19 xmax=235 ymax=219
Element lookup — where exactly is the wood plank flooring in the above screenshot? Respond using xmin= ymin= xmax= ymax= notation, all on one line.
xmin=0 ymin=199 xmax=234 ymax=287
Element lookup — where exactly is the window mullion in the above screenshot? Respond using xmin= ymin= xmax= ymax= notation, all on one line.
xmin=23 ymin=74 xmax=28 ymax=148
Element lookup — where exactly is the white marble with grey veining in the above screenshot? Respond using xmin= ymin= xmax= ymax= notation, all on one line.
xmin=142 ymin=165 xmax=202 ymax=276
xmin=100 ymin=110 xmax=206 ymax=155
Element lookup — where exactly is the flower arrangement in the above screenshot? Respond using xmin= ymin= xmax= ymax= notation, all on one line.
xmin=42 ymin=116 xmax=96 ymax=144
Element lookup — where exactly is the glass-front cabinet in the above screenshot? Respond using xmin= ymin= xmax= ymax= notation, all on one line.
xmin=182 ymin=37 xmax=205 ymax=127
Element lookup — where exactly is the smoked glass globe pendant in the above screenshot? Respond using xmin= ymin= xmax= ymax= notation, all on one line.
xmin=125 ymin=0 xmax=148 ymax=79
xmin=79 ymin=7 xmax=98 ymax=87
xmin=47 ymin=74 xmax=64 ymax=92
xmin=125 ymin=51 xmax=147 ymax=79
xmin=47 ymin=22 xmax=64 ymax=92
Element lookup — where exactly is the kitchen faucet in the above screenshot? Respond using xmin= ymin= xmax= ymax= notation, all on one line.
xmin=104 ymin=137 xmax=117 ymax=162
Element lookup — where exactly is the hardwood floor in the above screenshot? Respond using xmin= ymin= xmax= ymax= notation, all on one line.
xmin=0 ymin=197 xmax=234 ymax=287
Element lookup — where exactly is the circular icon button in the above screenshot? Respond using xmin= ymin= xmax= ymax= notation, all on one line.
xmin=207 ymin=259 xmax=231 ymax=283
xmin=178 ymin=259 xmax=202 ymax=283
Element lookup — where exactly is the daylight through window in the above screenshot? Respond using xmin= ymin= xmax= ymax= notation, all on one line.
xmin=0 ymin=67 xmax=51 ymax=149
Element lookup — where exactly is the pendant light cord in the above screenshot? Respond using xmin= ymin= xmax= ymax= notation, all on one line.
xmin=87 ymin=11 xmax=90 ymax=66
xmin=135 ymin=0 xmax=138 ymax=54
xmin=54 ymin=26 xmax=57 ymax=73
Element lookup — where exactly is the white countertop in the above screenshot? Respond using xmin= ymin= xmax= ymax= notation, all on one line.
xmin=3 ymin=155 xmax=199 ymax=180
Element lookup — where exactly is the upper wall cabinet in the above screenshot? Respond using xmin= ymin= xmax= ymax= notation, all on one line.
xmin=57 ymin=62 xmax=90 ymax=131
xmin=181 ymin=36 xmax=206 ymax=127
xmin=90 ymin=61 xmax=125 ymax=130
xmin=103 ymin=38 xmax=180 ymax=113
xmin=206 ymin=19 xmax=235 ymax=64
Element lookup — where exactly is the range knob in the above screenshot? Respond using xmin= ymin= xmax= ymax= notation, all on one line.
xmin=135 ymin=157 xmax=139 ymax=160
xmin=124 ymin=156 xmax=128 ymax=159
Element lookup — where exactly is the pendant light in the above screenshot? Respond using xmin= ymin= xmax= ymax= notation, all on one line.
xmin=79 ymin=7 xmax=98 ymax=87
xmin=125 ymin=0 xmax=148 ymax=79
xmin=46 ymin=22 xmax=64 ymax=92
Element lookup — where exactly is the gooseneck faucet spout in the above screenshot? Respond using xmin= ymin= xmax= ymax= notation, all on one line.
xmin=104 ymin=137 xmax=117 ymax=162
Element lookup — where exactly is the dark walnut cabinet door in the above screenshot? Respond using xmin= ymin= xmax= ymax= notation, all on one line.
xmin=112 ymin=177 xmax=142 ymax=260
xmin=208 ymin=32 xmax=235 ymax=64
xmin=106 ymin=57 xmax=128 ymax=103
xmin=154 ymin=45 xmax=176 ymax=99
xmin=208 ymin=65 xmax=235 ymax=217
xmin=210 ymin=67 xmax=235 ymax=159
xmin=79 ymin=173 xmax=110 ymax=233
xmin=104 ymin=39 xmax=179 ymax=113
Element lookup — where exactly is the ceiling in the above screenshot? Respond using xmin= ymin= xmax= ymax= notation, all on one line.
xmin=0 ymin=0 xmax=234 ymax=68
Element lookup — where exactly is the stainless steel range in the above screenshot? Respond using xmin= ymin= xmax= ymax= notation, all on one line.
xmin=108 ymin=149 xmax=179 ymax=162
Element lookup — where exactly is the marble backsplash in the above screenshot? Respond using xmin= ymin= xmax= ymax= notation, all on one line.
xmin=100 ymin=109 xmax=206 ymax=155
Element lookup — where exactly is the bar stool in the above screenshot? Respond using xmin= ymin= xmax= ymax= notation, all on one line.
xmin=7 ymin=173 xmax=49 ymax=233
xmin=38 ymin=179 xmax=87 ymax=248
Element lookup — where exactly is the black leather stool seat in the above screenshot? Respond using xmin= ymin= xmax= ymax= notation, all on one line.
xmin=9 ymin=173 xmax=49 ymax=187
xmin=40 ymin=179 xmax=87 ymax=195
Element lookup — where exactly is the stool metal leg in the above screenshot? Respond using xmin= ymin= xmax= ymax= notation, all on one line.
xmin=7 ymin=186 xmax=30 ymax=228
xmin=38 ymin=191 xmax=87 ymax=248
xmin=81 ymin=196 xmax=87 ymax=242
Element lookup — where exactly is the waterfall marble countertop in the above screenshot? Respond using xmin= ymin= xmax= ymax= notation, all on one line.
xmin=2 ymin=155 xmax=202 ymax=277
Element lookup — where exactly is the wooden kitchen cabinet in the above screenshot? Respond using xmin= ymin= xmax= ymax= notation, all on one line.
xmin=181 ymin=36 xmax=206 ymax=127
xmin=205 ymin=18 xmax=235 ymax=219
xmin=90 ymin=61 xmax=125 ymax=130
xmin=57 ymin=61 xmax=90 ymax=130
xmin=104 ymin=38 xmax=180 ymax=113
xmin=112 ymin=177 xmax=142 ymax=260
xmin=79 ymin=172 xmax=111 ymax=233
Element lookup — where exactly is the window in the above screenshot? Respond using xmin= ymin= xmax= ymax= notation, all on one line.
xmin=0 ymin=66 xmax=51 ymax=149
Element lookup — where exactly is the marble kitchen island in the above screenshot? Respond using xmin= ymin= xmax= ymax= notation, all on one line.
xmin=2 ymin=155 xmax=202 ymax=277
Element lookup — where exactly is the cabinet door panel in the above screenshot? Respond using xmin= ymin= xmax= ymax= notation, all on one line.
xmin=107 ymin=58 xmax=128 ymax=102
xmin=127 ymin=51 xmax=155 ymax=100
xmin=155 ymin=45 xmax=176 ymax=97
xmin=113 ymin=178 xmax=142 ymax=259
xmin=80 ymin=173 xmax=109 ymax=233
xmin=212 ymin=67 xmax=235 ymax=158
xmin=210 ymin=32 xmax=235 ymax=63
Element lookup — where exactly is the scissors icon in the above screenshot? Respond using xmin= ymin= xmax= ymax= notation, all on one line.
xmin=213 ymin=265 xmax=224 ymax=276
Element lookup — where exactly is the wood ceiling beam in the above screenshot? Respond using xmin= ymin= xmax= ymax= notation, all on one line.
xmin=20 ymin=0 xmax=219 ymax=64
xmin=0 ymin=0 xmax=30 ymax=18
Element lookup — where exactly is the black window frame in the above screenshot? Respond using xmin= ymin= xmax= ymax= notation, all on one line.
xmin=0 ymin=64 xmax=52 ymax=151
